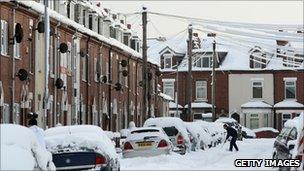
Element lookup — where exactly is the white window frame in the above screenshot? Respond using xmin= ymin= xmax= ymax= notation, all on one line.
xmin=163 ymin=54 xmax=172 ymax=69
xmin=82 ymin=57 xmax=87 ymax=82
xmin=162 ymin=79 xmax=175 ymax=99
xmin=284 ymin=78 xmax=296 ymax=99
xmin=252 ymin=80 xmax=263 ymax=99
xmin=196 ymin=80 xmax=207 ymax=101
xmin=1 ymin=20 xmax=8 ymax=56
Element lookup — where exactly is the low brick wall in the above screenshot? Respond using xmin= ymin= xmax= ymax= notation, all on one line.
xmin=255 ymin=130 xmax=279 ymax=138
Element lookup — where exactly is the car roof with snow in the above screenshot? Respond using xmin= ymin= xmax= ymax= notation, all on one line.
xmin=215 ymin=117 xmax=238 ymax=124
xmin=144 ymin=117 xmax=190 ymax=143
xmin=284 ymin=113 xmax=304 ymax=134
xmin=126 ymin=127 xmax=170 ymax=142
xmin=44 ymin=125 xmax=117 ymax=159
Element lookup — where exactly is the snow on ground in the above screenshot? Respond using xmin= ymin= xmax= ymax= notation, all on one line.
xmin=120 ymin=138 xmax=275 ymax=170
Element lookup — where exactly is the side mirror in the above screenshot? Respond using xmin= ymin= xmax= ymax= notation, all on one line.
xmin=15 ymin=23 xmax=23 ymax=43
xmin=59 ymin=43 xmax=68 ymax=53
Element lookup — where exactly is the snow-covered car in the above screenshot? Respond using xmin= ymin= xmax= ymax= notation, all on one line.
xmin=184 ymin=122 xmax=213 ymax=150
xmin=215 ymin=117 xmax=243 ymax=140
xmin=144 ymin=117 xmax=190 ymax=155
xmin=273 ymin=113 xmax=304 ymax=170
xmin=45 ymin=125 xmax=120 ymax=171
xmin=122 ymin=127 xmax=171 ymax=158
xmin=120 ymin=128 xmax=131 ymax=147
xmin=195 ymin=121 xmax=226 ymax=147
xmin=0 ymin=124 xmax=55 ymax=170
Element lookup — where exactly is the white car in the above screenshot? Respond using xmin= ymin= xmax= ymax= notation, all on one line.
xmin=45 ymin=125 xmax=120 ymax=171
xmin=144 ymin=117 xmax=191 ymax=154
xmin=122 ymin=127 xmax=171 ymax=158
xmin=0 ymin=124 xmax=55 ymax=170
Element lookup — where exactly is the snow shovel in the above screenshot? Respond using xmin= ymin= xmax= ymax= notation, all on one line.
xmin=220 ymin=140 xmax=226 ymax=148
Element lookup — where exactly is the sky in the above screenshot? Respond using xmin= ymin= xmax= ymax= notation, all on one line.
xmin=101 ymin=1 xmax=304 ymax=38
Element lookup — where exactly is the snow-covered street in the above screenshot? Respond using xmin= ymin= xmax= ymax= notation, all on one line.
xmin=121 ymin=138 xmax=275 ymax=170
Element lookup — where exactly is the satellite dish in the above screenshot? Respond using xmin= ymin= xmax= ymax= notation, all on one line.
xmin=102 ymin=75 xmax=107 ymax=83
xmin=155 ymin=70 xmax=162 ymax=77
xmin=59 ymin=43 xmax=68 ymax=53
xmin=115 ymin=83 xmax=122 ymax=91
xmin=80 ymin=49 xmax=86 ymax=57
xmin=121 ymin=60 xmax=128 ymax=67
xmin=122 ymin=70 xmax=128 ymax=77
xmin=37 ymin=21 xmax=44 ymax=33
xmin=55 ymin=78 xmax=64 ymax=89
xmin=15 ymin=23 xmax=23 ymax=43
xmin=16 ymin=69 xmax=28 ymax=81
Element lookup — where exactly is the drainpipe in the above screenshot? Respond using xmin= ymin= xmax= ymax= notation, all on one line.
xmin=273 ymin=70 xmax=276 ymax=129
xmin=72 ymin=29 xmax=78 ymax=125
xmin=10 ymin=5 xmax=17 ymax=123
xmin=108 ymin=46 xmax=112 ymax=130
xmin=86 ymin=36 xmax=90 ymax=124
xmin=127 ymin=55 xmax=131 ymax=124
xmin=98 ymin=43 xmax=104 ymax=127
xmin=54 ymin=21 xmax=60 ymax=125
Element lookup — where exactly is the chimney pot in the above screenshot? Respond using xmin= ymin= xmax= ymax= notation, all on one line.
xmin=127 ymin=24 xmax=131 ymax=29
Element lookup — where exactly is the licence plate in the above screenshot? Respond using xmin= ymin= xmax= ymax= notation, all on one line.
xmin=137 ymin=142 xmax=152 ymax=147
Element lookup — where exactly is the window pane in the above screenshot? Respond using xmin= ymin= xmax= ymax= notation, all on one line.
xmin=286 ymin=86 xmax=295 ymax=98
xmin=253 ymin=87 xmax=262 ymax=98
xmin=164 ymin=57 xmax=172 ymax=68
xmin=202 ymin=57 xmax=209 ymax=67
xmin=263 ymin=114 xmax=268 ymax=127
xmin=250 ymin=114 xmax=259 ymax=129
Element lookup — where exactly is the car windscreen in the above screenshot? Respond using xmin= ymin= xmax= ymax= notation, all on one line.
xmin=277 ymin=127 xmax=292 ymax=139
xmin=163 ymin=126 xmax=179 ymax=136
xmin=131 ymin=129 xmax=159 ymax=134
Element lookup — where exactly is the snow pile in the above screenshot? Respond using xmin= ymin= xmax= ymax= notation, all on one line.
xmin=252 ymin=127 xmax=279 ymax=133
xmin=144 ymin=117 xmax=190 ymax=144
xmin=274 ymin=100 xmax=304 ymax=108
xmin=0 ymin=124 xmax=55 ymax=170
xmin=45 ymin=125 xmax=118 ymax=159
xmin=159 ymin=93 xmax=174 ymax=101
xmin=241 ymin=127 xmax=256 ymax=138
xmin=169 ymin=101 xmax=183 ymax=109
xmin=121 ymin=138 xmax=275 ymax=170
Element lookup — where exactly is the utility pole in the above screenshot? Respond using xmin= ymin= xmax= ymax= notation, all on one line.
xmin=187 ymin=24 xmax=193 ymax=121
xmin=212 ymin=40 xmax=216 ymax=121
xmin=142 ymin=7 xmax=148 ymax=124
xmin=43 ymin=0 xmax=50 ymax=128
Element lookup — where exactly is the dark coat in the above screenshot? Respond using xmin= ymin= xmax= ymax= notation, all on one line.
xmin=225 ymin=126 xmax=238 ymax=139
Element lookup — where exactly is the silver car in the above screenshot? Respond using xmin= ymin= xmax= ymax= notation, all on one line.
xmin=122 ymin=127 xmax=172 ymax=158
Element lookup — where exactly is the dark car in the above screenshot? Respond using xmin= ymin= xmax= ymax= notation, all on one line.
xmin=45 ymin=125 xmax=120 ymax=171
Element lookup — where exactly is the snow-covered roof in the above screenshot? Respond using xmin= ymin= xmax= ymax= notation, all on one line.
xmin=241 ymin=100 xmax=272 ymax=108
xmin=45 ymin=125 xmax=117 ymax=159
xmin=215 ymin=117 xmax=237 ymax=123
xmin=148 ymin=32 xmax=303 ymax=71
xmin=202 ymin=113 xmax=212 ymax=118
xmin=274 ymin=100 xmax=304 ymax=108
xmin=17 ymin=1 xmax=159 ymax=66
xmin=169 ymin=101 xmax=183 ymax=109
xmin=184 ymin=101 xmax=213 ymax=108
xmin=159 ymin=93 xmax=174 ymax=101
xmin=252 ymin=127 xmax=279 ymax=133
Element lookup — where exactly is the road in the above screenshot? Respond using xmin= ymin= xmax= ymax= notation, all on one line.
xmin=121 ymin=138 xmax=275 ymax=170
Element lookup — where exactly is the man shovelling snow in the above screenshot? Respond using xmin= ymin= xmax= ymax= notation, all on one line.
xmin=223 ymin=124 xmax=239 ymax=152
